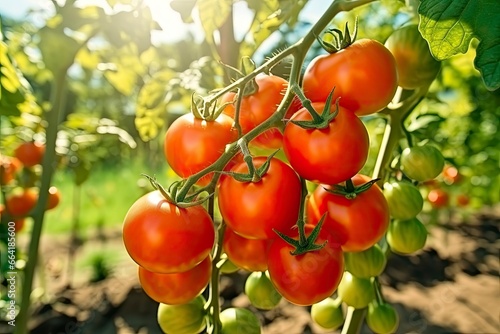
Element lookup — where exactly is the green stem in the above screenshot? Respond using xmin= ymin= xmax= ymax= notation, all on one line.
xmin=297 ymin=177 xmax=308 ymax=246
xmin=207 ymin=221 xmax=225 ymax=334
xmin=15 ymin=70 xmax=67 ymax=334
xmin=342 ymin=307 xmax=366 ymax=334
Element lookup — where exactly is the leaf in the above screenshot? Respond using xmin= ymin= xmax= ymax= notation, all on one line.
xmin=419 ymin=0 xmax=500 ymax=91
xmin=170 ymin=0 xmax=198 ymax=23
xmin=197 ymin=0 xmax=232 ymax=42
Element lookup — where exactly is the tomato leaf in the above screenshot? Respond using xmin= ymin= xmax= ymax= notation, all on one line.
xmin=418 ymin=0 xmax=500 ymax=91
xmin=197 ymin=0 xmax=232 ymax=43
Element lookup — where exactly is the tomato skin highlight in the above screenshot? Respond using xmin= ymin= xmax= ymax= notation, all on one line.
xmin=306 ymin=174 xmax=390 ymax=252
xmin=267 ymin=225 xmax=344 ymax=306
xmin=283 ymin=103 xmax=369 ymax=185
xmin=303 ymin=39 xmax=398 ymax=116
xmin=223 ymin=227 xmax=270 ymax=272
xmin=122 ymin=190 xmax=215 ymax=274
xmin=139 ymin=256 xmax=211 ymax=305
xmin=218 ymin=157 xmax=301 ymax=240
xmin=164 ymin=113 xmax=237 ymax=186
xmin=14 ymin=141 xmax=45 ymax=167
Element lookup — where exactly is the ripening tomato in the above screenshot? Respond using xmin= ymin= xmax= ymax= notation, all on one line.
xmin=366 ymin=302 xmax=400 ymax=334
xmin=222 ymin=74 xmax=293 ymax=149
xmin=387 ymin=218 xmax=427 ymax=255
xmin=6 ymin=188 xmax=38 ymax=217
xmin=383 ymin=181 xmax=423 ymax=220
xmin=218 ymin=157 xmax=301 ymax=239
xmin=267 ymin=225 xmax=344 ymax=306
xmin=220 ymin=308 xmax=261 ymax=334
xmin=427 ymin=188 xmax=449 ymax=209
xmin=157 ymin=295 xmax=207 ymax=334
xmin=311 ymin=297 xmax=344 ymax=330
xmin=337 ymin=271 xmax=375 ymax=309
xmin=244 ymin=271 xmax=282 ymax=310
xmin=14 ymin=218 xmax=26 ymax=233
xmin=0 ymin=155 xmax=22 ymax=185
xmin=14 ymin=141 xmax=45 ymax=167
xmin=46 ymin=186 xmax=61 ymax=210
xmin=456 ymin=194 xmax=470 ymax=207
xmin=164 ymin=113 xmax=237 ymax=186
xmin=223 ymin=227 xmax=270 ymax=272
xmin=283 ymin=103 xmax=369 ymax=185
xmin=303 ymin=39 xmax=398 ymax=116
xmin=400 ymin=145 xmax=444 ymax=182
xmin=306 ymin=174 xmax=390 ymax=252
xmin=139 ymin=256 xmax=211 ymax=305
xmin=122 ymin=190 xmax=215 ymax=274
xmin=344 ymin=244 xmax=387 ymax=278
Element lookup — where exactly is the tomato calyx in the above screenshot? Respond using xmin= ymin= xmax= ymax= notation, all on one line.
xmin=191 ymin=93 xmax=230 ymax=122
xmin=223 ymin=147 xmax=278 ymax=183
xmin=274 ymin=214 xmax=328 ymax=256
xmin=318 ymin=19 xmax=357 ymax=54
xmin=291 ymin=85 xmax=339 ymax=129
xmin=325 ymin=178 xmax=380 ymax=200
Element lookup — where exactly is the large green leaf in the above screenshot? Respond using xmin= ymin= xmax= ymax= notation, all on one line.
xmin=198 ymin=0 xmax=233 ymax=43
xmin=419 ymin=0 xmax=500 ymax=91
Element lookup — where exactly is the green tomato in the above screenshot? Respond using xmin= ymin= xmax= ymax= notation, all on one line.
xmin=157 ymin=295 xmax=207 ymax=334
xmin=344 ymin=244 xmax=387 ymax=279
xmin=401 ymin=145 xmax=444 ymax=182
xmin=337 ymin=272 xmax=375 ymax=309
xmin=384 ymin=24 xmax=441 ymax=89
xmin=220 ymin=308 xmax=261 ymax=334
xmin=387 ymin=218 xmax=428 ymax=255
xmin=310 ymin=297 xmax=344 ymax=330
xmin=220 ymin=255 xmax=240 ymax=274
xmin=383 ymin=182 xmax=423 ymax=220
xmin=366 ymin=302 xmax=399 ymax=334
xmin=244 ymin=271 xmax=282 ymax=310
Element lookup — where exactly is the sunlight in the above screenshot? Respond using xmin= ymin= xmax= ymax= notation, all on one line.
xmin=142 ymin=0 xmax=191 ymax=43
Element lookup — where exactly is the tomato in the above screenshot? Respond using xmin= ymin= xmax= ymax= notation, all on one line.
xmin=223 ymin=227 xmax=270 ymax=272
xmin=219 ymin=255 xmax=240 ymax=274
xmin=14 ymin=141 xmax=45 ymax=167
xmin=383 ymin=181 xmax=423 ymax=220
xmin=222 ymin=74 xmax=293 ymax=149
xmin=0 ymin=155 xmax=22 ymax=185
xmin=267 ymin=225 xmax=344 ymax=306
xmin=366 ymin=302 xmax=399 ymax=334
xmin=164 ymin=112 xmax=237 ymax=186
xmin=46 ymin=186 xmax=61 ymax=210
xmin=14 ymin=218 xmax=26 ymax=233
xmin=456 ymin=194 xmax=470 ymax=207
xmin=310 ymin=297 xmax=344 ymax=330
xmin=157 ymin=295 xmax=207 ymax=334
xmin=400 ymin=145 xmax=444 ymax=182
xmin=122 ymin=190 xmax=215 ymax=273
xmin=283 ymin=103 xmax=369 ymax=185
xmin=385 ymin=24 xmax=441 ymax=89
xmin=139 ymin=256 xmax=211 ymax=305
xmin=306 ymin=174 xmax=390 ymax=252
xmin=344 ymin=244 xmax=387 ymax=278
xmin=442 ymin=165 xmax=460 ymax=184
xmin=337 ymin=271 xmax=375 ymax=309
xmin=387 ymin=218 xmax=427 ymax=255
xmin=6 ymin=188 xmax=38 ymax=217
xmin=427 ymin=188 xmax=449 ymax=209
xmin=244 ymin=271 xmax=282 ymax=310
xmin=220 ymin=308 xmax=261 ymax=334
xmin=218 ymin=157 xmax=301 ymax=239
xmin=303 ymin=39 xmax=398 ymax=116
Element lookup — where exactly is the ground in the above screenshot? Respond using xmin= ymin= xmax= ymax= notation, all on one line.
xmin=1 ymin=207 xmax=499 ymax=334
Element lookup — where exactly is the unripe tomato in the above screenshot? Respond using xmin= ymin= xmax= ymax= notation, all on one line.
xmin=223 ymin=228 xmax=270 ymax=272
xmin=344 ymin=244 xmax=387 ymax=278
xmin=157 ymin=295 xmax=207 ymax=334
xmin=366 ymin=302 xmax=399 ymax=334
xmin=427 ymin=188 xmax=449 ymax=209
xmin=14 ymin=141 xmax=45 ymax=167
xmin=220 ymin=308 xmax=261 ymax=334
xmin=385 ymin=24 xmax=441 ymax=89
xmin=244 ymin=271 xmax=282 ymax=310
xmin=383 ymin=182 xmax=423 ymax=220
xmin=46 ymin=186 xmax=61 ymax=210
xmin=337 ymin=271 xmax=375 ymax=309
xmin=219 ymin=255 xmax=240 ymax=274
xmin=400 ymin=145 xmax=444 ymax=182
xmin=122 ymin=190 xmax=215 ymax=274
xmin=303 ymin=39 xmax=398 ymax=116
xmin=387 ymin=218 xmax=427 ymax=255
xmin=139 ymin=256 xmax=211 ymax=305
xmin=6 ymin=188 xmax=38 ymax=217
xmin=310 ymin=297 xmax=344 ymax=330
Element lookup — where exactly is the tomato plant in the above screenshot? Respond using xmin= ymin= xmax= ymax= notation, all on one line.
xmin=387 ymin=218 xmax=428 ymax=255
xmin=157 ymin=295 xmax=207 ymax=334
xmin=14 ymin=141 xmax=45 ymax=167
xmin=244 ymin=271 xmax=282 ymax=310
xmin=122 ymin=190 xmax=215 ymax=273
xmin=223 ymin=227 xmax=270 ymax=272
xmin=5 ymin=188 xmax=38 ymax=217
xmin=283 ymin=103 xmax=369 ymax=185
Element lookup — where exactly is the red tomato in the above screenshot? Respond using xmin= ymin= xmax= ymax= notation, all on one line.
xmin=138 ymin=256 xmax=211 ymax=305
xmin=303 ymin=39 xmax=398 ymax=116
xmin=122 ymin=190 xmax=215 ymax=274
xmin=0 ymin=155 xmax=22 ymax=185
xmin=6 ymin=188 xmax=38 ymax=217
xmin=222 ymin=74 xmax=293 ymax=149
xmin=442 ymin=165 xmax=460 ymax=184
xmin=283 ymin=103 xmax=369 ymax=185
xmin=46 ymin=186 xmax=61 ymax=210
xmin=427 ymin=188 xmax=449 ymax=209
xmin=164 ymin=113 xmax=237 ymax=186
xmin=218 ymin=157 xmax=301 ymax=239
xmin=456 ymin=194 xmax=470 ymax=207
xmin=267 ymin=225 xmax=344 ymax=306
xmin=14 ymin=141 xmax=45 ymax=167
xmin=306 ymin=174 xmax=390 ymax=252
xmin=223 ymin=227 xmax=270 ymax=272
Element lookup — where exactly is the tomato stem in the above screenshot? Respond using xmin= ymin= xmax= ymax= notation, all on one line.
xmin=206 ymin=221 xmax=225 ymax=334
xmin=297 ymin=177 xmax=309 ymax=246
xmin=342 ymin=307 xmax=366 ymax=334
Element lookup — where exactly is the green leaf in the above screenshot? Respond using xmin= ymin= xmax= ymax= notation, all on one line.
xmin=197 ymin=0 xmax=232 ymax=43
xmin=170 ymin=0 xmax=198 ymax=23
xmin=418 ymin=0 xmax=500 ymax=91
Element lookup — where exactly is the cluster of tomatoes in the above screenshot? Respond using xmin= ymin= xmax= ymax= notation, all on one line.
xmin=0 ymin=141 xmax=61 ymax=232
xmin=122 ymin=23 xmax=443 ymax=334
